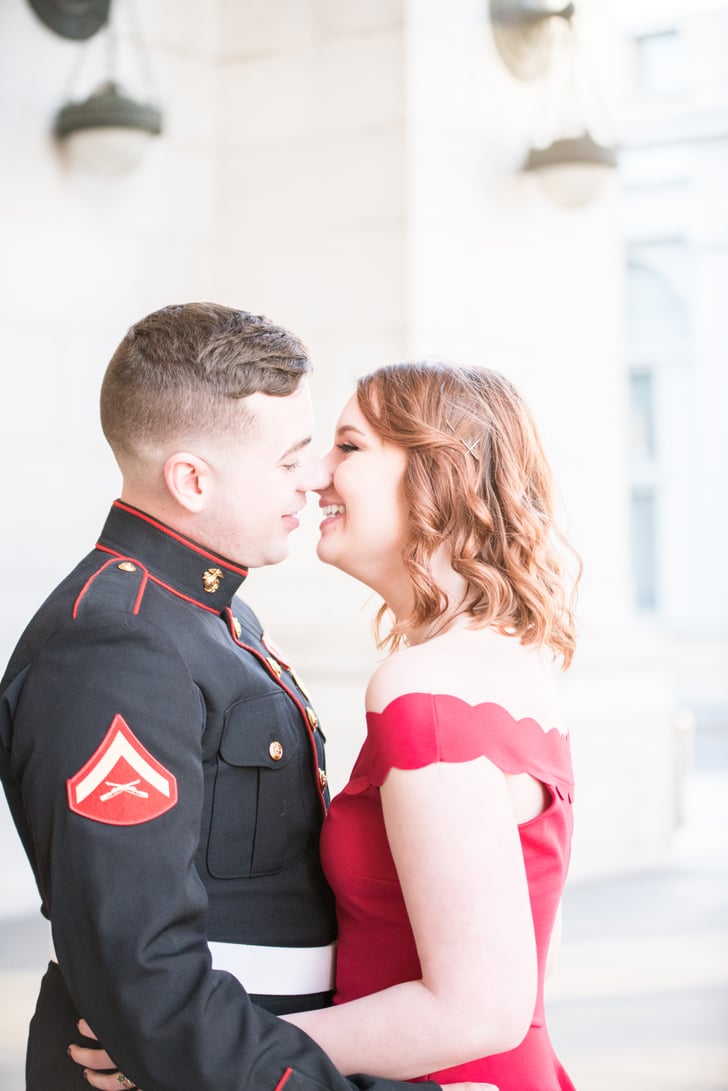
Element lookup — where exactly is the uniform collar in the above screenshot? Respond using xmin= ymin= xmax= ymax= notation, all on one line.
xmin=97 ymin=500 xmax=248 ymax=612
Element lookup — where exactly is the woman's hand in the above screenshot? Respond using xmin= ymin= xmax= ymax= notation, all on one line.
xmin=68 ymin=1020 xmax=140 ymax=1089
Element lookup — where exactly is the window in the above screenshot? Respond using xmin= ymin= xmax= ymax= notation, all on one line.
xmin=624 ymin=237 xmax=693 ymax=614
xmin=634 ymin=30 xmax=686 ymax=95
xmin=626 ymin=245 xmax=691 ymax=356
xmin=631 ymin=488 xmax=658 ymax=611
xmin=628 ymin=368 xmax=659 ymax=611
xmin=629 ymin=370 xmax=655 ymax=460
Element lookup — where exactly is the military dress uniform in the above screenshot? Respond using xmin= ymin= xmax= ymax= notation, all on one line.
xmin=0 ymin=501 xmax=438 ymax=1091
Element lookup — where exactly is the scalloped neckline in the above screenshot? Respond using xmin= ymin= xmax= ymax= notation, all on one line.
xmin=367 ymin=692 xmax=569 ymax=741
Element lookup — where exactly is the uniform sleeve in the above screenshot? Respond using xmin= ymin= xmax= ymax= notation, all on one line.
xmin=363 ymin=692 xmax=574 ymax=798
xmin=11 ymin=614 xmax=438 ymax=1091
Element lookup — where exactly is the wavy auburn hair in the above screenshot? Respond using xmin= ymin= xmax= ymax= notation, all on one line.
xmin=356 ymin=362 xmax=581 ymax=668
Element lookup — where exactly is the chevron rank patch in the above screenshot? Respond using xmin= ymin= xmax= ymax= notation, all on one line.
xmin=67 ymin=714 xmax=178 ymax=826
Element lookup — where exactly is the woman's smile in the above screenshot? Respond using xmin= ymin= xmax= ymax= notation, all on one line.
xmin=320 ymin=502 xmax=346 ymax=524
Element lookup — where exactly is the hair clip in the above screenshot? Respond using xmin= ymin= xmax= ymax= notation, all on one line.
xmin=445 ymin=418 xmax=480 ymax=458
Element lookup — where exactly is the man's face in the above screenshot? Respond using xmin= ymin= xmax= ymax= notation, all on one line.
xmin=200 ymin=381 xmax=328 ymax=568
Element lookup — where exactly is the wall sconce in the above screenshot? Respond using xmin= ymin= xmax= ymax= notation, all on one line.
xmin=489 ymin=0 xmax=617 ymax=207
xmin=28 ymin=0 xmax=163 ymax=176
xmin=54 ymin=79 xmax=162 ymax=177
xmin=29 ymin=0 xmax=111 ymax=41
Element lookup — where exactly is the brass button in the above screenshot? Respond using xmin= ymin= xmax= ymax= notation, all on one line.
xmin=318 ymin=768 xmax=328 ymax=790
xmin=232 ymin=617 xmax=242 ymax=639
xmin=118 ymin=562 xmax=137 ymax=573
xmin=291 ymin=669 xmax=312 ymax=702
xmin=261 ymin=632 xmax=291 ymax=670
xmin=305 ymin=706 xmax=319 ymax=730
xmin=266 ymin=656 xmax=282 ymax=678
xmin=269 ymin=740 xmax=284 ymax=762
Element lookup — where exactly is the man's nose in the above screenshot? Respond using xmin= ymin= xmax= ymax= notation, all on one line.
xmin=300 ymin=450 xmax=332 ymax=492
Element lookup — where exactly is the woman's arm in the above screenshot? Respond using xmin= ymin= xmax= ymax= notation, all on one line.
xmin=282 ymin=753 xmax=538 ymax=1079
xmin=70 ymin=1025 xmax=499 ymax=1091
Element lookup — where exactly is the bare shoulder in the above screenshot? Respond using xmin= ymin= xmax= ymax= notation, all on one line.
xmin=367 ymin=625 xmax=564 ymax=731
xmin=365 ymin=641 xmax=440 ymax=714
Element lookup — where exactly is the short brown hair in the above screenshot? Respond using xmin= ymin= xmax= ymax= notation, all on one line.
xmin=100 ymin=303 xmax=311 ymax=459
xmin=356 ymin=361 xmax=581 ymax=667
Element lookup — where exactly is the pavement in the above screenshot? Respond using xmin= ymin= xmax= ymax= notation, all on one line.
xmin=546 ymin=726 xmax=728 ymax=1091
xmin=1 ymin=726 xmax=726 ymax=1091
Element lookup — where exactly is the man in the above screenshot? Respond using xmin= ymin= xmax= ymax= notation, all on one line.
xmin=0 ymin=303 xmax=441 ymax=1091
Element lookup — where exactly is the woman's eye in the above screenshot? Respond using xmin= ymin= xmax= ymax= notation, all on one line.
xmin=283 ymin=460 xmax=301 ymax=472
xmin=337 ymin=443 xmax=358 ymax=453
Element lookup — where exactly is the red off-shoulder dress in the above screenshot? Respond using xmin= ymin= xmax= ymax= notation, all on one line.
xmin=320 ymin=692 xmax=576 ymax=1090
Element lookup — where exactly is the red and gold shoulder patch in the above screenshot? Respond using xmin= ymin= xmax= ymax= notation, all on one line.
xmin=67 ymin=714 xmax=178 ymax=826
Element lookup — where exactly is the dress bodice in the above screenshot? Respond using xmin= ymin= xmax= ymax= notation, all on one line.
xmin=320 ymin=692 xmax=576 ymax=1091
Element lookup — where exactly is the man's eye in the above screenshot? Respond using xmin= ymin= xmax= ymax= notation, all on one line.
xmin=337 ymin=443 xmax=358 ymax=453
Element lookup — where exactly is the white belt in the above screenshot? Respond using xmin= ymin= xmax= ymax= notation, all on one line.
xmin=50 ymin=927 xmax=335 ymax=997
xmin=209 ymin=940 xmax=337 ymax=996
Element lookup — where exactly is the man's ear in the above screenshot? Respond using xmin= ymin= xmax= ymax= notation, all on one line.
xmin=163 ymin=452 xmax=211 ymax=513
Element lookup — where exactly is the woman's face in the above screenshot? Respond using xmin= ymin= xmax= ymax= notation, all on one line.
xmin=316 ymin=393 xmax=410 ymax=596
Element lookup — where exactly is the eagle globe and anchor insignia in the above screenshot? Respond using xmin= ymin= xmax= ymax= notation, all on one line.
xmin=67 ymin=714 xmax=178 ymax=825
xmin=202 ymin=567 xmax=224 ymax=593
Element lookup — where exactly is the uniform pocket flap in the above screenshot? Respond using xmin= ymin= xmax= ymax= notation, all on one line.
xmin=220 ymin=690 xmax=297 ymax=769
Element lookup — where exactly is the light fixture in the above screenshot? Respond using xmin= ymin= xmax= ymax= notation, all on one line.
xmin=27 ymin=0 xmax=163 ymax=176
xmin=490 ymin=0 xmax=575 ymax=81
xmin=54 ymin=79 xmax=162 ymax=176
xmin=524 ymin=131 xmax=617 ymax=208
xmin=489 ymin=0 xmax=617 ymax=207
xmin=28 ymin=0 xmax=111 ymax=41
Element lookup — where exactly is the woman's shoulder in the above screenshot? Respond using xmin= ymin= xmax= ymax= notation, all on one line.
xmin=360 ymin=630 xmax=572 ymax=787
xmin=365 ymin=642 xmax=433 ymax=714
xmin=366 ymin=625 xmax=564 ymax=732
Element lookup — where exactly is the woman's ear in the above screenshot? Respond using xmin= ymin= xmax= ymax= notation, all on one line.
xmin=163 ymin=452 xmax=210 ymax=513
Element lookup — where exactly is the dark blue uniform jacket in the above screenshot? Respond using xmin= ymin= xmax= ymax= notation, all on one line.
xmin=0 ymin=501 xmax=437 ymax=1091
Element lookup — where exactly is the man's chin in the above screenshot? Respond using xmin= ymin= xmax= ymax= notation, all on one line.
xmin=247 ymin=550 xmax=290 ymax=569
xmin=236 ymin=536 xmax=290 ymax=569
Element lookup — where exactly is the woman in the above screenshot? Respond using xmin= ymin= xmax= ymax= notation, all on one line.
xmin=284 ymin=361 xmax=580 ymax=1088
xmin=76 ymin=360 xmax=579 ymax=1089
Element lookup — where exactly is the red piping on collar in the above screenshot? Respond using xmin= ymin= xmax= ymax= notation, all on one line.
xmin=113 ymin=500 xmax=249 ymax=577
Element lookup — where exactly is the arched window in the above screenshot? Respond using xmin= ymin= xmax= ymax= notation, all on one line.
xmin=625 ymin=247 xmax=692 ymax=614
xmin=626 ymin=258 xmax=691 ymax=357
